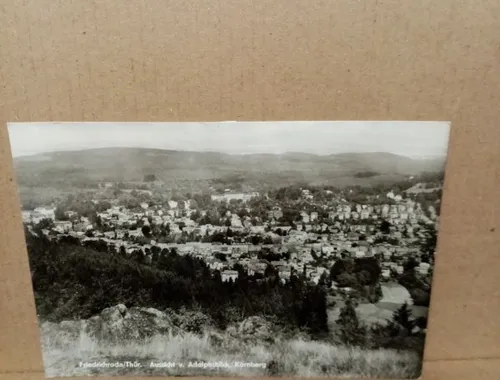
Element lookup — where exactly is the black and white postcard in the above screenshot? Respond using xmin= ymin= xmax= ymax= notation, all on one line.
xmin=8 ymin=121 xmax=450 ymax=378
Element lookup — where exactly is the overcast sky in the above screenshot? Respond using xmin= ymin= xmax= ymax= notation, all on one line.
xmin=7 ymin=121 xmax=450 ymax=158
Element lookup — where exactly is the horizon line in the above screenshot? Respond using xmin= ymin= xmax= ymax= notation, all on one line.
xmin=12 ymin=146 xmax=447 ymax=160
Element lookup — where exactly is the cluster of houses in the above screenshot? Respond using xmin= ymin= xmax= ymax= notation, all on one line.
xmin=211 ymin=190 xmax=260 ymax=203
xmin=295 ymin=200 xmax=437 ymax=226
xmin=22 ymin=187 xmax=437 ymax=287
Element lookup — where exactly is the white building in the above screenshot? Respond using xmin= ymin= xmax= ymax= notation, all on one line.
xmin=221 ymin=270 xmax=239 ymax=282
xmin=34 ymin=207 xmax=56 ymax=220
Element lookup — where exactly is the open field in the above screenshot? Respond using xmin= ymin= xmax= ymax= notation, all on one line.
xmin=328 ymin=284 xmax=429 ymax=327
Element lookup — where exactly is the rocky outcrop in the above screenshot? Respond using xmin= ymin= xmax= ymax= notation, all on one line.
xmin=41 ymin=305 xmax=279 ymax=353
xmin=238 ymin=316 xmax=274 ymax=343
xmin=41 ymin=304 xmax=178 ymax=348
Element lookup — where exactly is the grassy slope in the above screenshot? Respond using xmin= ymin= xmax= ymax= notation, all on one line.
xmin=41 ymin=328 xmax=421 ymax=378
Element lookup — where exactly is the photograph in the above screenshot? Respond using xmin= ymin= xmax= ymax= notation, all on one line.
xmin=7 ymin=121 xmax=450 ymax=378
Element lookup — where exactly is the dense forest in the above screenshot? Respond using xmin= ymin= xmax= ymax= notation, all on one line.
xmin=26 ymin=229 xmax=329 ymax=337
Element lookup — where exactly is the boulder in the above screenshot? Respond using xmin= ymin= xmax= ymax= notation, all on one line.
xmin=85 ymin=304 xmax=177 ymax=342
xmin=238 ymin=316 xmax=273 ymax=342
xmin=42 ymin=304 xmax=178 ymax=347
xmin=124 ymin=306 xmax=177 ymax=336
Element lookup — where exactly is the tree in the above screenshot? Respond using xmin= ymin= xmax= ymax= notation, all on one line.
xmin=35 ymin=218 xmax=55 ymax=231
xmin=330 ymin=259 xmax=355 ymax=282
xmin=403 ymin=257 xmax=419 ymax=272
xmin=336 ymin=272 xmax=358 ymax=288
xmin=54 ymin=206 xmax=68 ymax=221
xmin=237 ymin=208 xmax=249 ymax=219
xmin=88 ymin=211 xmax=99 ymax=226
xmin=211 ymin=233 xmax=226 ymax=244
xmin=214 ymin=252 xmax=227 ymax=262
xmin=144 ymin=174 xmax=156 ymax=182
xmin=131 ymin=249 xmax=145 ymax=264
xmin=392 ymin=302 xmax=414 ymax=334
xmin=96 ymin=201 xmax=112 ymax=212
xmin=422 ymin=229 xmax=438 ymax=260
xmin=141 ymin=225 xmax=151 ymax=238
xmin=336 ymin=298 xmax=366 ymax=346
xmin=264 ymin=264 xmax=278 ymax=278
xmin=263 ymin=236 xmax=274 ymax=245
xmin=281 ymin=208 xmax=300 ymax=225
xmin=354 ymin=257 xmax=381 ymax=285
xmin=318 ymin=271 xmax=331 ymax=288
xmin=178 ymin=200 xmax=187 ymax=211
xmin=119 ymin=245 xmax=127 ymax=258
xmin=303 ymin=285 xmax=329 ymax=336
xmin=250 ymin=235 xmax=263 ymax=245
xmin=380 ymin=220 xmax=391 ymax=234
xmin=414 ymin=316 xmax=428 ymax=330
xmin=420 ymin=253 xmax=431 ymax=263
xmin=95 ymin=215 xmax=103 ymax=229
xmin=193 ymin=193 xmax=212 ymax=209
xmin=356 ymin=270 xmax=372 ymax=286
xmin=410 ymin=288 xmax=430 ymax=307
xmin=190 ymin=210 xmax=202 ymax=222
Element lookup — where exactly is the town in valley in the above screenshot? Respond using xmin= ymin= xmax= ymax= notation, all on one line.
xmin=23 ymin=170 xmax=441 ymax=329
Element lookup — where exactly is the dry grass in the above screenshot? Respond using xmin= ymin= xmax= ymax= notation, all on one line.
xmin=41 ymin=329 xmax=422 ymax=378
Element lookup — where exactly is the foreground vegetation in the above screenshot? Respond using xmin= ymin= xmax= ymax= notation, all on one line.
xmin=41 ymin=326 xmax=422 ymax=378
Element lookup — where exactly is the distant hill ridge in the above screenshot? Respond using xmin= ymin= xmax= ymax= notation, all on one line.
xmin=13 ymin=147 xmax=446 ymax=188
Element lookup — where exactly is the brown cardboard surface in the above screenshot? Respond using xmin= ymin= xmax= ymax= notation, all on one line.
xmin=0 ymin=0 xmax=499 ymax=379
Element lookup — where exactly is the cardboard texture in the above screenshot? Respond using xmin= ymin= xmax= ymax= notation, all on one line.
xmin=0 ymin=0 xmax=499 ymax=379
